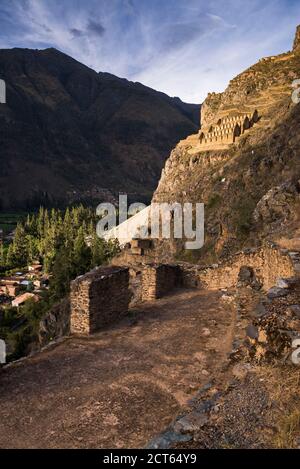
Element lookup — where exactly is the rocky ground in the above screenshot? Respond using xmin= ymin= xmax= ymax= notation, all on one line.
xmin=1 ymin=249 xmax=300 ymax=449
xmin=154 ymin=249 xmax=300 ymax=449
xmin=172 ymin=365 xmax=300 ymax=449
xmin=0 ymin=288 xmax=235 ymax=449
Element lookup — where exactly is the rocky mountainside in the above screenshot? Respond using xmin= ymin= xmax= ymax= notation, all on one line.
xmin=0 ymin=48 xmax=199 ymax=209
xmin=153 ymin=25 xmax=300 ymax=263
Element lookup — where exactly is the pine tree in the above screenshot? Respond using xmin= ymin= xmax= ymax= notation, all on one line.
xmin=12 ymin=223 xmax=28 ymax=266
xmin=26 ymin=236 xmax=39 ymax=263
xmin=36 ymin=207 xmax=45 ymax=238
xmin=0 ymin=242 xmax=5 ymax=267
xmin=72 ymin=226 xmax=91 ymax=277
xmin=90 ymin=234 xmax=106 ymax=267
xmin=6 ymin=243 xmax=15 ymax=267
xmin=50 ymin=247 xmax=72 ymax=300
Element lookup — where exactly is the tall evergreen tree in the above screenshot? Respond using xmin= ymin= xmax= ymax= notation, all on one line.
xmin=0 ymin=242 xmax=5 ymax=267
xmin=50 ymin=247 xmax=71 ymax=300
xmin=72 ymin=226 xmax=92 ymax=277
xmin=12 ymin=223 xmax=28 ymax=266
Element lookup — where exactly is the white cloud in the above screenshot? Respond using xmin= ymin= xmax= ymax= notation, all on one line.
xmin=0 ymin=0 xmax=299 ymax=102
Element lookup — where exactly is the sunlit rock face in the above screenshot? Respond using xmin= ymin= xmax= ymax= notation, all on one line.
xmin=293 ymin=25 xmax=300 ymax=52
xmin=152 ymin=25 xmax=300 ymax=262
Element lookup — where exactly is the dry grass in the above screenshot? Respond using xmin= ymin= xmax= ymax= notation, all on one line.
xmin=275 ymin=237 xmax=300 ymax=251
xmin=274 ymin=218 xmax=300 ymax=251
xmin=262 ymin=367 xmax=300 ymax=448
xmin=275 ymin=409 xmax=300 ymax=448
xmin=239 ymin=366 xmax=300 ymax=448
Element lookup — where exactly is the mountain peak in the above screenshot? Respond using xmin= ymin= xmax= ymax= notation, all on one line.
xmin=0 ymin=46 xmax=199 ymax=209
xmin=293 ymin=25 xmax=300 ymax=52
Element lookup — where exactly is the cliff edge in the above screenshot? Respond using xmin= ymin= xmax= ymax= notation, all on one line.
xmin=153 ymin=25 xmax=300 ymax=263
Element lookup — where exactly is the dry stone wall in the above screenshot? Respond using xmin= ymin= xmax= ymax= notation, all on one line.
xmin=70 ymin=266 xmax=130 ymax=334
xmin=142 ymin=264 xmax=182 ymax=301
xmin=69 ymin=244 xmax=295 ymax=335
xmin=180 ymin=244 xmax=296 ymax=291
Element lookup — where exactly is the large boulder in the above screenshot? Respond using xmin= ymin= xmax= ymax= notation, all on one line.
xmin=253 ymin=180 xmax=300 ymax=224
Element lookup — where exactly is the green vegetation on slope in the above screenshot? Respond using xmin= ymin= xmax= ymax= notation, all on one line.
xmin=0 ymin=205 xmax=120 ymax=360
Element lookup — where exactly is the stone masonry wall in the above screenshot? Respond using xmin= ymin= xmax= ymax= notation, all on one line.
xmin=180 ymin=244 xmax=296 ymax=291
xmin=70 ymin=266 xmax=130 ymax=334
xmin=142 ymin=264 xmax=182 ymax=301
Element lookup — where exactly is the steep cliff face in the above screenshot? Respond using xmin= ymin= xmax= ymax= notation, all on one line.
xmin=293 ymin=25 xmax=300 ymax=52
xmin=0 ymin=48 xmax=199 ymax=209
xmin=153 ymin=26 xmax=300 ymax=263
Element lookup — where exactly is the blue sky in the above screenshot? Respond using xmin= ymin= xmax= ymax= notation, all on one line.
xmin=0 ymin=0 xmax=299 ymax=103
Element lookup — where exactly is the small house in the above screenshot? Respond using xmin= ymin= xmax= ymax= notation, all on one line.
xmin=28 ymin=264 xmax=42 ymax=272
xmin=12 ymin=293 xmax=39 ymax=308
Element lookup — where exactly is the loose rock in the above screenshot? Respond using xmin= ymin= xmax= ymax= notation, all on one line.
xmin=267 ymin=287 xmax=289 ymax=299
xmin=174 ymin=412 xmax=208 ymax=434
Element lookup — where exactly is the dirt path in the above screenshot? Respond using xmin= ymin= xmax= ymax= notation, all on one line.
xmin=0 ymin=289 xmax=235 ymax=449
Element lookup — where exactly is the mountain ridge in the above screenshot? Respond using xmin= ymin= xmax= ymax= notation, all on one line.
xmin=0 ymin=47 xmax=199 ymax=209
xmin=153 ymin=25 xmax=300 ymax=263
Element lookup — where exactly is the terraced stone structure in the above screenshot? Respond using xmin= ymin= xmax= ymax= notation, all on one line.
xmin=199 ymin=110 xmax=259 ymax=150
xmin=70 ymin=266 xmax=130 ymax=335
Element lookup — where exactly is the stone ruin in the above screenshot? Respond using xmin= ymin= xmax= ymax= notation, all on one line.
xmin=68 ymin=240 xmax=299 ymax=339
xmin=141 ymin=264 xmax=181 ymax=301
xmin=69 ymin=262 xmax=183 ymax=335
xmin=70 ymin=266 xmax=131 ymax=335
xmin=193 ymin=243 xmax=296 ymax=291
xmin=198 ymin=109 xmax=259 ymax=151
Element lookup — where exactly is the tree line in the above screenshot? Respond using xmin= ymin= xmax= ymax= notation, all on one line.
xmin=1 ymin=205 xmax=119 ymax=297
xmin=0 ymin=206 xmax=120 ymax=359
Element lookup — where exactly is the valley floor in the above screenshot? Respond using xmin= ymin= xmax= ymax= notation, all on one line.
xmin=0 ymin=289 xmax=235 ymax=449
